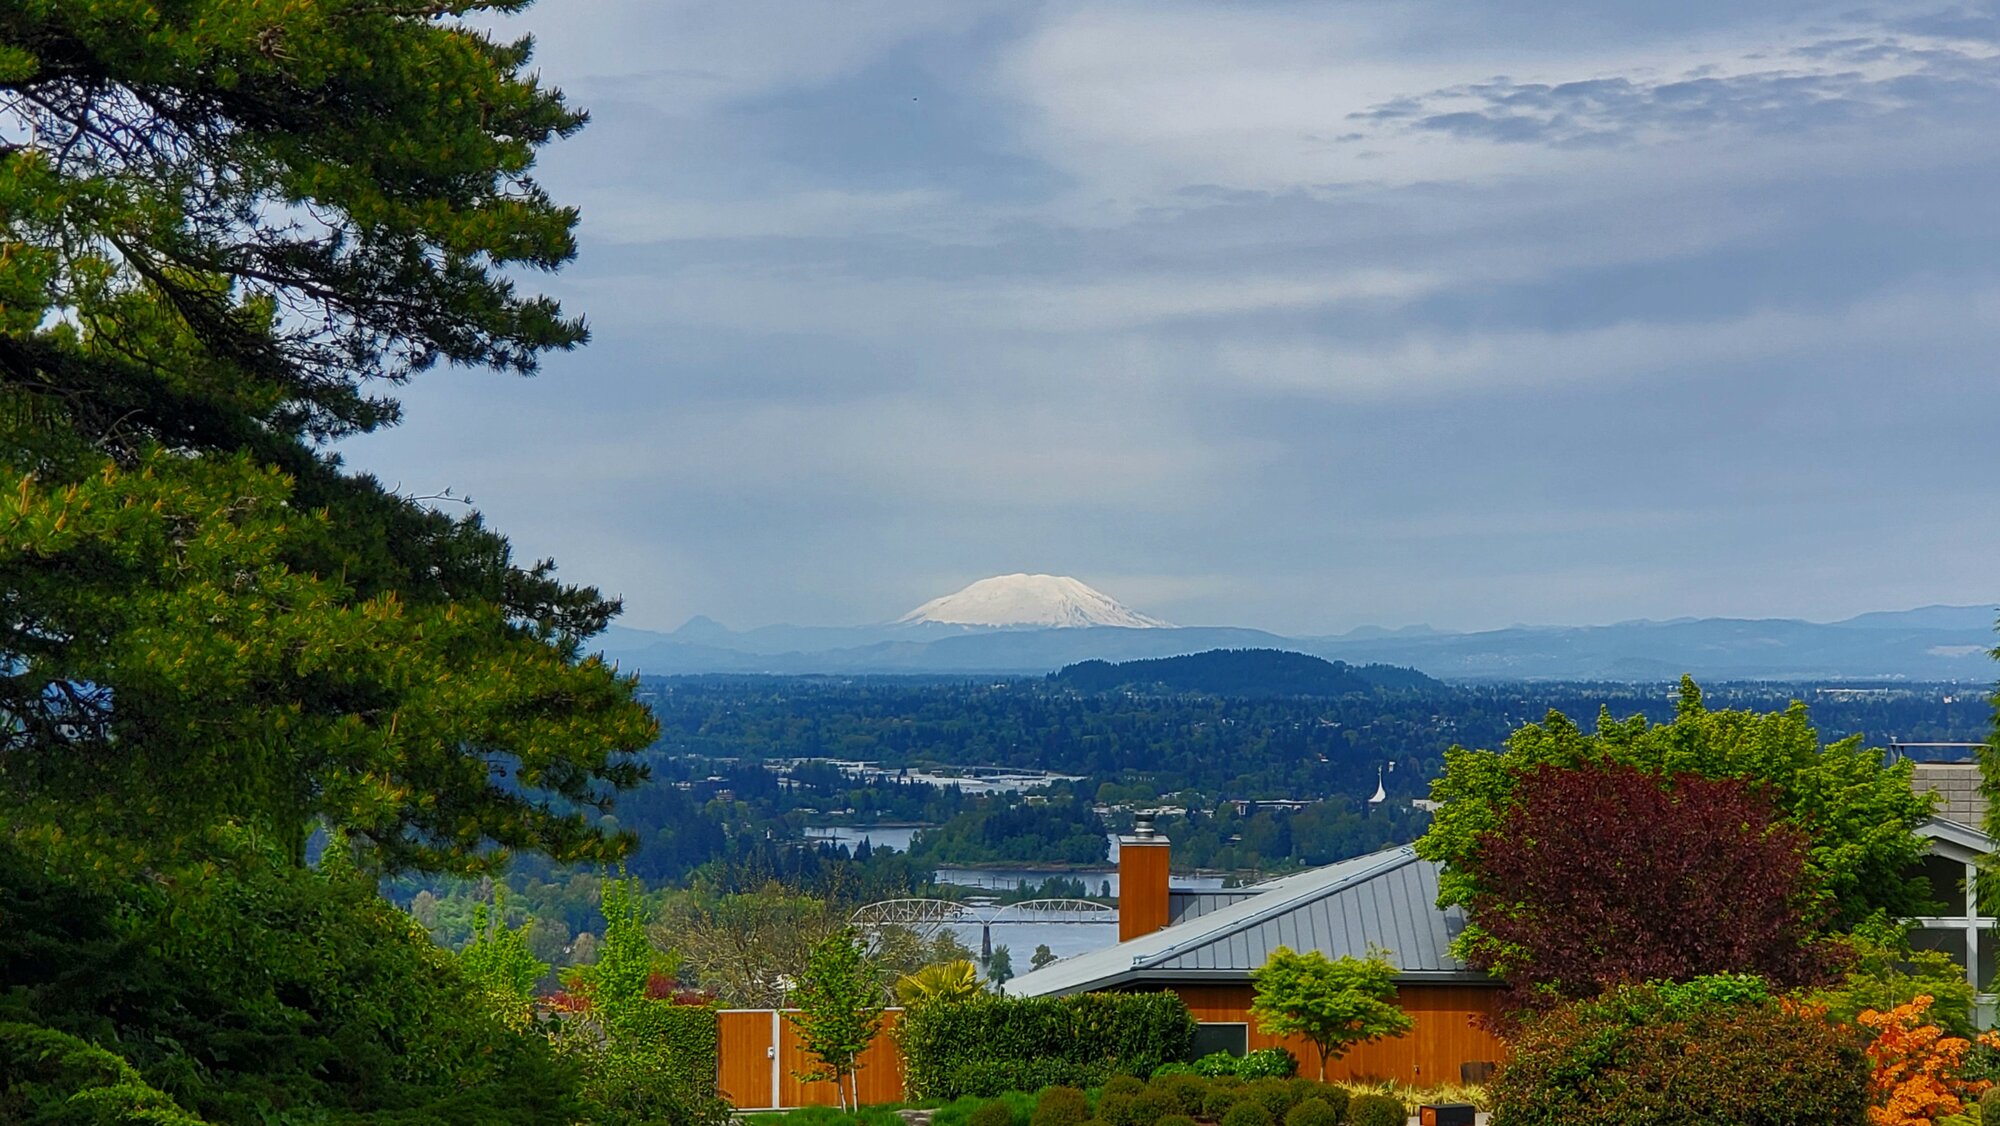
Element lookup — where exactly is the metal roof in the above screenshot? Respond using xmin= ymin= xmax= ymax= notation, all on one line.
xmin=1009 ymin=846 xmax=1488 ymax=997
xmin=1012 ymin=820 xmax=1998 ymax=998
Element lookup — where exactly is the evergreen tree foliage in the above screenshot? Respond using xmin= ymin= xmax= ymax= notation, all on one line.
xmin=0 ymin=3 xmax=657 ymax=1122
xmin=0 ymin=0 xmax=655 ymax=875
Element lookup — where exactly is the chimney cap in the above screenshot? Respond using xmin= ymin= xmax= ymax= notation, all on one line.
xmin=1119 ymin=810 xmax=1168 ymax=846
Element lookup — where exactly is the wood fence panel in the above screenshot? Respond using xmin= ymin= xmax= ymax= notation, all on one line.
xmin=718 ymin=1009 xmax=777 ymax=1109
xmin=729 ymin=1008 xmax=905 ymax=1109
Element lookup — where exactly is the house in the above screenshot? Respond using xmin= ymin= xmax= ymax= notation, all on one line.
xmin=1008 ymin=817 xmax=1508 ymax=1083
xmin=1011 ymin=800 xmax=2000 ymax=1078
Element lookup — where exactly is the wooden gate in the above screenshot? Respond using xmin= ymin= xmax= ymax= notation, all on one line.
xmin=718 ymin=1008 xmax=907 ymax=1110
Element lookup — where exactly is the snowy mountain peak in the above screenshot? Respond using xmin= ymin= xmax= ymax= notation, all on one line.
xmin=897 ymin=574 xmax=1174 ymax=629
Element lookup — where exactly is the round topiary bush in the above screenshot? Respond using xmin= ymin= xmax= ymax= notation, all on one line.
xmin=1149 ymin=1073 xmax=1207 ymax=1117
xmin=1983 ymin=1083 xmax=2000 ymax=1120
xmin=1345 ymin=1094 xmax=1406 ymax=1126
xmin=1104 ymin=1075 xmax=1148 ymax=1098
xmin=1033 ymin=1086 xmax=1092 ymax=1126
xmin=1490 ymin=977 xmax=1867 ymax=1126
xmin=1243 ymin=1078 xmax=1296 ymax=1119
xmin=1220 ymin=1101 xmax=1275 ymax=1126
xmin=1131 ymin=1086 xmax=1181 ymax=1124
xmin=1309 ymin=1086 xmax=1348 ymax=1122
xmin=1283 ymin=1097 xmax=1340 ymax=1126
xmin=1158 ymin=1116 xmax=1198 ymax=1126
xmin=970 ymin=1100 xmax=1019 ymax=1126
xmin=1095 ymin=1093 xmax=1139 ymax=1126
xmin=1202 ymin=1088 xmax=1241 ymax=1120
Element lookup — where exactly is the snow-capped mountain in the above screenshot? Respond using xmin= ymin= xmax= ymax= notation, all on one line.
xmin=896 ymin=574 xmax=1174 ymax=629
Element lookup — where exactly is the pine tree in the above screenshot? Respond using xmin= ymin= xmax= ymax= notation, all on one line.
xmin=0 ymin=0 xmax=655 ymax=875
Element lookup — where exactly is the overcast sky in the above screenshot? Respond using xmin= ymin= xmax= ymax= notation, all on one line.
xmin=341 ymin=0 xmax=2000 ymax=635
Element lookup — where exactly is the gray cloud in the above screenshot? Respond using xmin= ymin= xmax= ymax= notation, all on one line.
xmin=342 ymin=0 xmax=2000 ymax=635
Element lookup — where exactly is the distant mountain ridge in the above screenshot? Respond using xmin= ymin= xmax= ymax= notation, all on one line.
xmin=1052 ymin=650 xmax=1441 ymax=696
xmin=595 ymin=603 xmax=1997 ymax=681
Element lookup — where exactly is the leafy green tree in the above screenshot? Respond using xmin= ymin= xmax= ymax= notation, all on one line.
xmin=1249 ymin=947 xmax=1414 ymax=1080
xmin=0 ymin=0 xmax=655 ymax=876
xmin=788 ymin=929 xmax=888 ymax=1111
xmin=655 ymin=887 xmax=840 ymax=1007
xmin=1032 ymin=943 xmax=1059 ymax=971
xmin=461 ymin=896 xmax=552 ymax=1019
xmin=1418 ymin=677 xmax=1934 ymax=964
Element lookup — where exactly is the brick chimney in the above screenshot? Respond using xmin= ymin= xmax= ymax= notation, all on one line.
xmin=1118 ymin=812 xmax=1172 ymax=942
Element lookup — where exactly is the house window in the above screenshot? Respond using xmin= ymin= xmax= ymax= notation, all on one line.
xmin=1192 ymin=1023 xmax=1249 ymax=1059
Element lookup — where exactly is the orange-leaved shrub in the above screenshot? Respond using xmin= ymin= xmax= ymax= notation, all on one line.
xmin=1860 ymin=995 xmax=2000 ymax=1126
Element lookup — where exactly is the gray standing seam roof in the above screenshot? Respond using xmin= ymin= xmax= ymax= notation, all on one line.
xmin=1010 ymin=846 xmax=1487 ymax=998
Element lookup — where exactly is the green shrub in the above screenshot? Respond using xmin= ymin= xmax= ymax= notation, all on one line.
xmin=1149 ymin=1073 xmax=1207 ymax=1116
xmin=1490 ymin=978 xmax=1868 ymax=1126
xmin=1104 ymin=1076 xmax=1147 ymax=1098
xmin=1034 ymin=1086 xmax=1093 ymax=1126
xmin=0 ymin=1022 xmax=210 ymax=1125
xmin=1132 ymin=1085 xmax=1182 ymax=1123
xmin=971 ymin=1100 xmax=1019 ymax=1126
xmin=1984 ymin=1084 xmax=2000 ymax=1119
xmin=1285 ymin=1097 xmax=1341 ymax=1126
xmin=1312 ymin=1086 xmax=1349 ymax=1121
xmin=1097 ymin=1092 xmax=1139 ymax=1126
xmin=1238 ymin=1048 xmax=1299 ymax=1080
xmin=1150 ymin=1063 xmax=1197 ymax=1078
xmin=1221 ymin=1101 xmax=1276 ymax=1126
xmin=1193 ymin=1053 xmax=1241 ymax=1077
xmin=1158 ymin=1116 xmax=1197 ymax=1126
xmin=1347 ymin=1094 xmax=1406 ymax=1126
xmin=1244 ymin=1078 xmax=1297 ymax=1118
xmin=901 ymin=993 xmax=1196 ymax=1100
xmin=1203 ymin=1088 xmax=1241 ymax=1119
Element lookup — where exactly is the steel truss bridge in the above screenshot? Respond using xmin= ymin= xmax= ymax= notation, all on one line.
xmin=850 ymin=897 xmax=1114 ymax=958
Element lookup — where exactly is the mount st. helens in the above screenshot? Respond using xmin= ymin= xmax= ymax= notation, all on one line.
xmin=897 ymin=573 xmax=1173 ymax=629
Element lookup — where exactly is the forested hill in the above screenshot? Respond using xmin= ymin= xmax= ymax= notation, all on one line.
xmin=1052 ymin=649 xmax=1441 ymax=696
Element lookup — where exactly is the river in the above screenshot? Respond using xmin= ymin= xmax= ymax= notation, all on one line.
xmin=806 ymin=826 xmax=1233 ymax=970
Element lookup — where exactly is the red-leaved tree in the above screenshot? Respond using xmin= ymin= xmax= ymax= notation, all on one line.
xmin=1465 ymin=759 xmax=1842 ymax=1006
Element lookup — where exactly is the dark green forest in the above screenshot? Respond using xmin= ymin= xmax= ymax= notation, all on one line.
xmin=388 ymin=672 xmax=1990 ymax=977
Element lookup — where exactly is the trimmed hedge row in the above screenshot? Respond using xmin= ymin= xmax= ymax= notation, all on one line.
xmin=901 ymin=993 xmax=1196 ymax=1099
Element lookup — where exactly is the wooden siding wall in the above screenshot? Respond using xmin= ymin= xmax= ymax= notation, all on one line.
xmin=717 ymin=1008 xmax=906 ymax=1109
xmin=716 ymin=986 xmax=1504 ymax=1108
xmin=1168 ymin=983 xmax=1508 ymax=1084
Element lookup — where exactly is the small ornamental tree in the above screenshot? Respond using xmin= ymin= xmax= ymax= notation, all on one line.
xmin=789 ymin=928 xmax=888 ymax=1110
xmin=459 ymin=897 xmax=550 ymax=1023
xmin=987 ymin=944 xmax=1015 ymax=986
xmin=1248 ymin=947 xmax=1414 ymax=1080
xmin=1464 ymin=759 xmax=1842 ymax=1005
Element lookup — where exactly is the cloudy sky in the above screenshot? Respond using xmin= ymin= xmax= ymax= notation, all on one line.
xmin=343 ymin=0 xmax=2000 ymax=635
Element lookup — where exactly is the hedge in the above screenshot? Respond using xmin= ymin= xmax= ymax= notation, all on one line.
xmin=900 ymin=993 xmax=1196 ymax=1099
xmin=582 ymin=1001 xmax=726 ymax=1126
